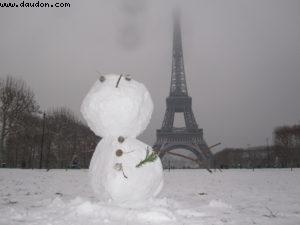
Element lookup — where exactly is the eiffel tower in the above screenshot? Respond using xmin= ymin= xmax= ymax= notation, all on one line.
xmin=154 ymin=12 xmax=212 ymax=167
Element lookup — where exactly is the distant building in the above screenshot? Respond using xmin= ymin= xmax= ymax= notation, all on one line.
xmin=213 ymin=146 xmax=277 ymax=169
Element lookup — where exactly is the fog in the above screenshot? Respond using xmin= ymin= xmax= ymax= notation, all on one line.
xmin=1 ymin=0 xmax=300 ymax=152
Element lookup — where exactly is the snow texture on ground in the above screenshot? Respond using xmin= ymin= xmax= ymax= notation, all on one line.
xmin=1 ymin=169 xmax=300 ymax=225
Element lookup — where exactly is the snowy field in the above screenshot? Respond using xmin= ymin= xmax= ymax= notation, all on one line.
xmin=1 ymin=169 xmax=300 ymax=225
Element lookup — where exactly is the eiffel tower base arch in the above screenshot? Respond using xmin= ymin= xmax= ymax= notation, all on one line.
xmin=153 ymin=128 xmax=213 ymax=169
xmin=155 ymin=142 xmax=212 ymax=169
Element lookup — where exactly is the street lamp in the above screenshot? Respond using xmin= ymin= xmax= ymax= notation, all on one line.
xmin=39 ymin=111 xmax=46 ymax=169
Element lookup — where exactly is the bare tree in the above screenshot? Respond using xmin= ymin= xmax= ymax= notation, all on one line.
xmin=0 ymin=76 xmax=39 ymax=165
xmin=0 ymin=76 xmax=98 ymax=168
xmin=6 ymin=113 xmax=41 ymax=168
xmin=274 ymin=125 xmax=300 ymax=168
xmin=42 ymin=107 xmax=99 ymax=169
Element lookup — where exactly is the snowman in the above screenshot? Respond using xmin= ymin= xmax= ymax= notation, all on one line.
xmin=80 ymin=74 xmax=163 ymax=204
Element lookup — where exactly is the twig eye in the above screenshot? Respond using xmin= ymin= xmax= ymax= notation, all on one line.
xmin=99 ymin=76 xmax=105 ymax=82
xmin=125 ymin=74 xmax=131 ymax=81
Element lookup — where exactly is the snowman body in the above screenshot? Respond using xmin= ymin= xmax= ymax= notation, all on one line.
xmin=81 ymin=74 xmax=163 ymax=203
xmin=89 ymin=137 xmax=163 ymax=202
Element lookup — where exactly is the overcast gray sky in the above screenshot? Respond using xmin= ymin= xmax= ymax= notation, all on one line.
xmin=1 ymin=0 xmax=300 ymax=152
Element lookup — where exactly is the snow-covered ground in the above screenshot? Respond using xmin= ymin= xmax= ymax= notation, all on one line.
xmin=1 ymin=168 xmax=300 ymax=225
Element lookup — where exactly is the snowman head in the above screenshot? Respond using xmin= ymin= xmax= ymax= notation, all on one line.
xmin=81 ymin=74 xmax=153 ymax=138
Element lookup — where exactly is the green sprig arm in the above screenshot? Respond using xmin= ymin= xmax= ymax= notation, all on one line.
xmin=136 ymin=148 xmax=158 ymax=168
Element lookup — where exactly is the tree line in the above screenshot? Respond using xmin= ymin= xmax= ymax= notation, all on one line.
xmin=214 ymin=124 xmax=300 ymax=169
xmin=0 ymin=75 xmax=99 ymax=169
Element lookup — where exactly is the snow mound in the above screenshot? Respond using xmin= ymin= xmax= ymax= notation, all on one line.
xmin=74 ymin=198 xmax=176 ymax=223
xmin=176 ymin=209 xmax=206 ymax=217
xmin=7 ymin=197 xmax=176 ymax=225
xmin=209 ymin=199 xmax=232 ymax=209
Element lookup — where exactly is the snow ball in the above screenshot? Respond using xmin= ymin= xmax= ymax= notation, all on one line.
xmin=89 ymin=137 xmax=163 ymax=203
xmin=81 ymin=74 xmax=153 ymax=138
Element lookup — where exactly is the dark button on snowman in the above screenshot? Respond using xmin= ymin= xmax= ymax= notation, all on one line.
xmin=81 ymin=74 xmax=163 ymax=203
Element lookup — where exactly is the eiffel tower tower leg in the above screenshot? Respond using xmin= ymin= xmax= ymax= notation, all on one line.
xmin=161 ymin=107 xmax=175 ymax=130
xmin=184 ymin=107 xmax=198 ymax=129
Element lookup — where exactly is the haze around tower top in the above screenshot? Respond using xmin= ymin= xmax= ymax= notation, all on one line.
xmin=0 ymin=0 xmax=299 ymax=152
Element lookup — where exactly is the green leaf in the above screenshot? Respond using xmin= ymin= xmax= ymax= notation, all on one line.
xmin=136 ymin=148 xmax=158 ymax=168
